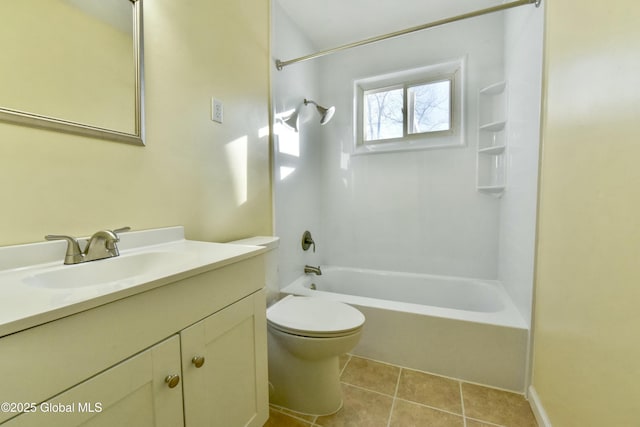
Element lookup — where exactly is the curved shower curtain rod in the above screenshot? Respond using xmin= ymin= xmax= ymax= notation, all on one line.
xmin=276 ymin=0 xmax=541 ymax=71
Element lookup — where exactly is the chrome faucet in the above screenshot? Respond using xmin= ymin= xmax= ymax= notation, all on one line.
xmin=304 ymin=265 xmax=322 ymax=275
xmin=84 ymin=230 xmax=121 ymax=262
xmin=46 ymin=227 xmax=131 ymax=265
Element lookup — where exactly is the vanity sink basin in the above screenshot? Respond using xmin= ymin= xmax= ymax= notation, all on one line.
xmin=24 ymin=251 xmax=185 ymax=289
xmin=0 ymin=226 xmax=267 ymax=337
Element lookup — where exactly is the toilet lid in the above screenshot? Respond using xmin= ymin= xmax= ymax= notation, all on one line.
xmin=267 ymin=296 xmax=365 ymax=338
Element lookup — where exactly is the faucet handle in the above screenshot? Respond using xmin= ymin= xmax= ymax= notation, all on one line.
xmin=112 ymin=226 xmax=131 ymax=235
xmin=45 ymin=234 xmax=84 ymax=265
xmin=105 ymin=227 xmax=130 ymax=252
xmin=301 ymin=230 xmax=316 ymax=253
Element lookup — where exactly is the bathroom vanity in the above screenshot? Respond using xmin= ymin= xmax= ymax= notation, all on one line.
xmin=0 ymin=227 xmax=268 ymax=426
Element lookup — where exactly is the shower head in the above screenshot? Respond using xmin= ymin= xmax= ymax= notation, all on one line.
xmin=280 ymin=99 xmax=335 ymax=132
xmin=304 ymin=99 xmax=335 ymax=125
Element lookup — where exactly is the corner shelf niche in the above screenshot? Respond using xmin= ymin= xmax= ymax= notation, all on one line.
xmin=477 ymin=81 xmax=507 ymax=195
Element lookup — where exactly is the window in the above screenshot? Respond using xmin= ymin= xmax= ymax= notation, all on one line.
xmin=363 ymin=80 xmax=452 ymax=141
xmin=363 ymin=87 xmax=403 ymax=141
xmin=354 ymin=58 xmax=465 ymax=154
xmin=408 ymin=80 xmax=451 ymax=134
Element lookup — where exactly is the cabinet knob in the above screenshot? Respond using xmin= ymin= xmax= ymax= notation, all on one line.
xmin=192 ymin=356 xmax=205 ymax=368
xmin=165 ymin=374 xmax=180 ymax=388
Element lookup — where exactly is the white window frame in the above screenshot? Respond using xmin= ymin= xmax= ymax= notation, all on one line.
xmin=353 ymin=57 xmax=466 ymax=154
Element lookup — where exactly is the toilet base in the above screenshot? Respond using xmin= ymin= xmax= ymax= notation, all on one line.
xmin=267 ymin=327 xmax=360 ymax=415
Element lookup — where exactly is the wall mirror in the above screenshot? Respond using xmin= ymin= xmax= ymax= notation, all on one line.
xmin=0 ymin=0 xmax=145 ymax=145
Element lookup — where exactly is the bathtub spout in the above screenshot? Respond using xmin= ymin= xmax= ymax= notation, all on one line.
xmin=304 ymin=265 xmax=322 ymax=275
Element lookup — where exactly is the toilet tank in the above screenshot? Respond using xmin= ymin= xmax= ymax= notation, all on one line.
xmin=227 ymin=236 xmax=280 ymax=306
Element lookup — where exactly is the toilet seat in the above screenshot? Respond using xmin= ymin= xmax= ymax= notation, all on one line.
xmin=267 ymin=296 xmax=365 ymax=338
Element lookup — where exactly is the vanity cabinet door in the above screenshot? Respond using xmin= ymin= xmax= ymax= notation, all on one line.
xmin=181 ymin=289 xmax=268 ymax=427
xmin=3 ymin=335 xmax=184 ymax=427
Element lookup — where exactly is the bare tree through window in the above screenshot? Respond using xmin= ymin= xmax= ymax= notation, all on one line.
xmin=363 ymin=80 xmax=451 ymax=142
xmin=364 ymin=88 xmax=403 ymax=141
xmin=409 ymin=80 xmax=451 ymax=134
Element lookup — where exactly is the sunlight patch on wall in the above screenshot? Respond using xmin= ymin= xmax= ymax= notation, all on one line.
xmin=274 ymin=122 xmax=300 ymax=157
xmin=274 ymin=111 xmax=300 ymax=181
xmin=224 ymin=135 xmax=248 ymax=206
xmin=340 ymin=152 xmax=350 ymax=171
xmin=279 ymin=166 xmax=295 ymax=181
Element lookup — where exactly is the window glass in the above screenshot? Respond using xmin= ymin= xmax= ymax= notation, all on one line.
xmin=354 ymin=58 xmax=465 ymax=154
xmin=363 ymin=88 xmax=403 ymax=141
xmin=408 ymin=80 xmax=451 ymax=134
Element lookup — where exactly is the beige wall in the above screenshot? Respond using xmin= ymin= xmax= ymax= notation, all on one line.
xmin=533 ymin=1 xmax=640 ymax=425
xmin=0 ymin=0 xmax=272 ymax=246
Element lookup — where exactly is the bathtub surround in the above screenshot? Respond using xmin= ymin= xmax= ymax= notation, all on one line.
xmin=318 ymin=15 xmax=505 ymax=279
xmin=272 ymin=2 xmax=506 ymax=284
xmin=500 ymin=1 xmax=545 ymax=397
xmin=499 ymin=3 xmax=544 ymax=328
xmin=0 ymin=0 xmax=271 ymax=247
xmin=273 ymin=0 xmax=543 ymax=396
xmin=271 ymin=2 xmax=324 ymax=287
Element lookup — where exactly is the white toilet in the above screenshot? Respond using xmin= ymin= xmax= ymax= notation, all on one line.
xmin=267 ymin=295 xmax=365 ymax=415
xmin=229 ymin=236 xmax=365 ymax=416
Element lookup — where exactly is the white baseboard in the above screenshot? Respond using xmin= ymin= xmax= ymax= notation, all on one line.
xmin=528 ymin=385 xmax=552 ymax=427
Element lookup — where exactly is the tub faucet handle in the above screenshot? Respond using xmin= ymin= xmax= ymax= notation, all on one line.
xmin=302 ymin=230 xmax=315 ymax=252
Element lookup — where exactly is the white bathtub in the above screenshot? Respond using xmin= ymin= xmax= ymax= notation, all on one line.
xmin=282 ymin=266 xmax=529 ymax=392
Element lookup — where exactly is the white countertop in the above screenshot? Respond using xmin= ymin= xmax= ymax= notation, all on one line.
xmin=0 ymin=227 xmax=266 ymax=337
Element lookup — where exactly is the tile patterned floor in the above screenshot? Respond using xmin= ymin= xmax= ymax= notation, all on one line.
xmin=264 ymin=355 xmax=538 ymax=427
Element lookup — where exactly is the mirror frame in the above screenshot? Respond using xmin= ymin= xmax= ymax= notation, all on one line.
xmin=0 ymin=0 xmax=145 ymax=146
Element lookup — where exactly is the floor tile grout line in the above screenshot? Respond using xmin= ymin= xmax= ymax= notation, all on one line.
xmin=269 ymin=404 xmax=318 ymax=425
xmin=460 ymin=381 xmax=467 ymax=427
xmin=349 ymin=353 xmax=475 ymax=386
xmin=341 ymin=381 xmax=396 ymax=399
xmin=458 ymin=384 xmax=510 ymax=427
xmin=338 ymin=354 xmax=352 ymax=377
xmin=393 ymin=396 xmax=466 ymax=419
xmin=386 ymin=367 xmax=403 ymax=427
xmin=348 ymin=353 xmax=402 ymax=369
xmin=342 ymin=358 xmax=467 ymax=419
xmin=465 ymin=416 xmax=507 ymax=427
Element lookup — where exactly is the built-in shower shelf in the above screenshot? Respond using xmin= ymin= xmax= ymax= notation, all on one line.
xmin=477 ymin=81 xmax=508 ymax=194
xmin=478 ymin=145 xmax=506 ymax=155
xmin=477 ymin=185 xmax=505 ymax=194
xmin=479 ymin=81 xmax=507 ymax=96
xmin=479 ymin=121 xmax=506 ymax=132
